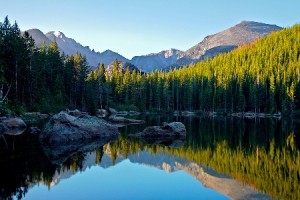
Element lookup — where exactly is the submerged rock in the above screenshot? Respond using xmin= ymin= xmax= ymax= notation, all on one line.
xmin=130 ymin=122 xmax=186 ymax=147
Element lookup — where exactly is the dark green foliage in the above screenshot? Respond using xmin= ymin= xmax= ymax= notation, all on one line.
xmin=95 ymin=24 xmax=300 ymax=114
xmin=1 ymin=16 xmax=300 ymax=115
xmin=0 ymin=17 xmax=90 ymax=113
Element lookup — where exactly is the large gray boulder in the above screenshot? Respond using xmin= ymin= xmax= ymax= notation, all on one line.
xmin=40 ymin=111 xmax=119 ymax=145
xmin=39 ymin=111 xmax=119 ymax=164
xmin=130 ymin=122 xmax=186 ymax=147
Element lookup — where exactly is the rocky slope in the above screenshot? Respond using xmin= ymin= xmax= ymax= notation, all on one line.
xmin=26 ymin=29 xmax=52 ymax=47
xmin=27 ymin=29 xmax=129 ymax=69
xmin=105 ymin=60 xmax=141 ymax=77
xmin=27 ymin=21 xmax=281 ymax=71
xmin=131 ymin=48 xmax=183 ymax=72
xmin=130 ymin=21 xmax=281 ymax=71
xmin=175 ymin=21 xmax=281 ymax=66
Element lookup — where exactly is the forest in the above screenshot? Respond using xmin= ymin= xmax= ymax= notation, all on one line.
xmin=1 ymin=16 xmax=300 ymax=115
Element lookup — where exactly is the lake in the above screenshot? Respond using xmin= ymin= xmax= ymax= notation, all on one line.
xmin=0 ymin=115 xmax=299 ymax=200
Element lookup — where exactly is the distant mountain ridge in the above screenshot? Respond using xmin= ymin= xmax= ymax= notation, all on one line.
xmin=131 ymin=48 xmax=183 ymax=72
xmin=174 ymin=21 xmax=282 ymax=66
xmin=27 ymin=21 xmax=281 ymax=71
xmin=105 ymin=61 xmax=140 ymax=77
xmin=26 ymin=29 xmax=129 ymax=69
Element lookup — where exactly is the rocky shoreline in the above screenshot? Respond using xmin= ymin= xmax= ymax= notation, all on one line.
xmin=0 ymin=108 xmax=186 ymax=164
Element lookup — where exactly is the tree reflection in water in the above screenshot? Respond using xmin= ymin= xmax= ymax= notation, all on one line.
xmin=0 ymin=116 xmax=299 ymax=200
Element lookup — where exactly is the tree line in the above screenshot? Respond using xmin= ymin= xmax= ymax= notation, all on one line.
xmin=1 ymin=16 xmax=300 ymax=115
xmin=90 ymin=23 xmax=300 ymax=115
xmin=0 ymin=17 xmax=90 ymax=114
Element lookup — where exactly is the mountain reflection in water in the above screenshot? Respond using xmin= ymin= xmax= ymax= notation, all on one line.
xmin=0 ymin=116 xmax=299 ymax=200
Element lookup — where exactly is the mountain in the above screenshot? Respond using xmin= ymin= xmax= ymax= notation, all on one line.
xmin=27 ymin=29 xmax=129 ymax=69
xmin=175 ymin=21 xmax=282 ymax=66
xmin=27 ymin=21 xmax=281 ymax=71
xmin=130 ymin=21 xmax=281 ymax=71
xmin=105 ymin=61 xmax=140 ymax=77
xmin=26 ymin=29 xmax=52 ymax=47
xmin=131 ymin=48 xmax=183 ymax=72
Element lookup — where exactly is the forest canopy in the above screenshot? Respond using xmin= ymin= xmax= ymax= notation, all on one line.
xmin=1 ymin=16 xmax=300 ymax=115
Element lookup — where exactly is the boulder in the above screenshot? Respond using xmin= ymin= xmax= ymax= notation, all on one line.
xmin=39 ymin=111 xmax=119 ymax=164
xmin=108 ymin=107 xmax=117 ymax=114
xmin=28 ymin=127 xmax=41 ymax=135
xmin=24 ymin=112 xmax=50 ymax=120
xmin=40 ymin=111 xmax=119 ymax=145
xmin=67 ymin=109 xmax=82 ymax=117
xmin=0 ymin=118 xmax=27 ymax=136
xmin=135 ymin=122 xmax=186 ymax=138
xmin=130 ymin=122 xmax=186 ymax=147
xmin=96 ymin=109 xmax=109 ymax=118
xmin=22 ymin=112 xmax=50 ymax=125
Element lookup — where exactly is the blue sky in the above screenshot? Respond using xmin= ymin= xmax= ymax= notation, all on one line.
xmin=2 ymin=0 xmax=300 ymax=59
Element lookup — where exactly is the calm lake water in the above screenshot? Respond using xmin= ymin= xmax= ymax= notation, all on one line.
xmin=0 ymin=115 xmax=299 ymax=200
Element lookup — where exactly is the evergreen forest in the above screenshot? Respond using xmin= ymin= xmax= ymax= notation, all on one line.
xmin=1 ymin=16 xmax=300 ymax=116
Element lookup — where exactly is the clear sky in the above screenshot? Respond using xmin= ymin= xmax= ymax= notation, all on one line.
xmin=2 ymin=0 xmax=300 ymax=59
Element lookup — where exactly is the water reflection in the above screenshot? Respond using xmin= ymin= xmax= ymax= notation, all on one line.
xmin=0 ymin=116 xmax=299 ymax=200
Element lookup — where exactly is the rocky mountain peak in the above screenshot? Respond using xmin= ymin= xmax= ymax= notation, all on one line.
xmin=46 ymin=31 xmax=66 ymax=39
xmin=28 ymin=29 xmax=129 ymax=69
xmin=174 ymin=21 xmax=282 ymax=67
xmin=27 ymin=21 xmax=282 ymax=72
xmin=53 ymin=31 xmax=65 ymax=38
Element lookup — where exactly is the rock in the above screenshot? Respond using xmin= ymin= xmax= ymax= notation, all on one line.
xmin=67 ymin=109 xmax=83 ymax=117
xmin=0 ymin=116 xmax=7 ymax=121
xmin=39 ymin=112 xmax=119 ymax=164
xmin=40 ymin=111 xmax=119 ymax=145
xmin=0 ymin=123 xmax=8 ymax=134
xmin=38 ymin=113 xmax=50 ymax=119
xmin=0 ymin=118 xmax=27 ymax=136
xmin=137 ymin=122 xmax=186 ymax=138
xmin=108 ymin=115 xmax=145 ymax=127
xmin=28 ymin=127 xmax=41 ymax=134
xmin=108 ymin=107 xmax=117 ymax=114
xmin=24 ymin=112 xmax=50 ymax=119
xmin=22 ymin=112 xmax=50 ymax=125
xmin=96 ymin=109 xmax=108 ymax=118
xmin=2 ymin=118 xmax=27 ymax=129
xmin=40 ymin=111 xmax=119 ymax=164
xmin=161 ymin=122 xmax=186 ymax=136
xmin=130 ymin=122 xmax=186 ymax=147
